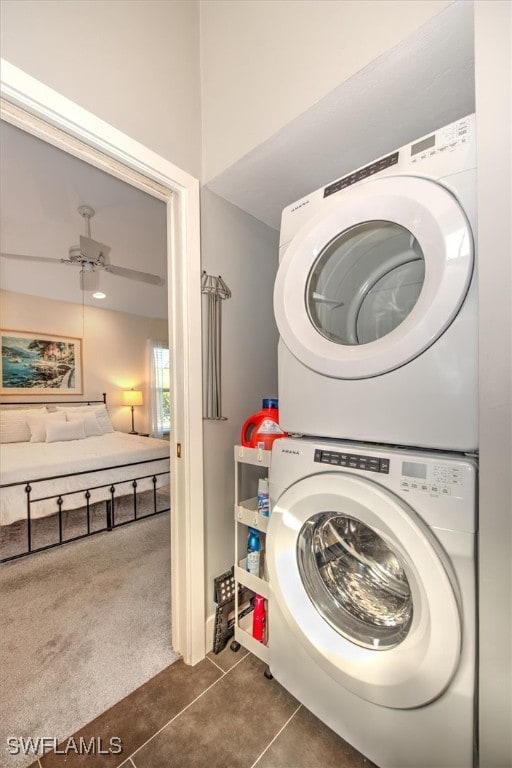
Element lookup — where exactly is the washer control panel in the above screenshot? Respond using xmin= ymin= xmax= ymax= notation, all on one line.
xmin=400 ymin=460 xmax=464 ymax=496
xmin=314 ymin=448 xmax=389 ymax=474
xmin=312 ymin=447 xmax=467 ymax=497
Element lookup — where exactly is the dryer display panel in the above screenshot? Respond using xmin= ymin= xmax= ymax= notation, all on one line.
xmin=297 ymin=512 xmax=413 ymax=650
xmin=306 ymin=221 xmax=425 ymax=346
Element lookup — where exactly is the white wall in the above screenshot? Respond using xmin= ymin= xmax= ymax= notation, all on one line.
xmin=0 ymin=0 xmax=201 ymax=178
xmin=0 ymin=290 xmax=168 ymax=434
xmin=474 ymin=3 xmax=512 ymax=766
xmin=200 ymin=189 xmax=279 ymax=631
xmin=199 ymin=0 xmax=453 ymax=181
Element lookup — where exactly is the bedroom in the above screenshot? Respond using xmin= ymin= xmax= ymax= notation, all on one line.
xmin=0 ymin=117 xmax=178 ymax=752
xmin=0 ymin=1 xmax=510 ymax=767
xmin=0 ymin=122 xmax=171 ymax=556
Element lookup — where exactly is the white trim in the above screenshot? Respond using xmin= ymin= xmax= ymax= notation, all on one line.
xmin=205 ymin=613 xmax=215 ymax=654
xmin=0 ymin=59 xmax=205 ymax=665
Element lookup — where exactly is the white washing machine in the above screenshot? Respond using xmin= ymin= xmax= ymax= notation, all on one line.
xmin=274 ymin=114 xmax=477 ymax=451
xmin=267 ymin=437 xmax=477 ymax=768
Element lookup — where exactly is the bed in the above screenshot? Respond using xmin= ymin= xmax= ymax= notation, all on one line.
xmin=0 ymin=396 xmax=170 ymax=562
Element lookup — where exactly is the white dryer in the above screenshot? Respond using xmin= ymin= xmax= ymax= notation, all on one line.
xmin=274 ymin=115 xmax=477 ymax=451
xmin=267 ymin=437 xmax=477 ymax=768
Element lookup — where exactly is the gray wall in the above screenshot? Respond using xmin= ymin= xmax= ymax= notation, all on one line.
xmin=199 ymin=0 xmax=453 ymax=181
xmin=200 ymin=188 xmax=279 ymax=627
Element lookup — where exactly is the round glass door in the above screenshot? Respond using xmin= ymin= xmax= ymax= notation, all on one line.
xmin=297 ymin=512 xmax=413 ymax=650
xmin=306 ymin=221 xmax=425 ymax=346
xmin=273 ymin=175 xmax=473 ymax=379
xmin=266 ymin=471 xmax=463 ymax=707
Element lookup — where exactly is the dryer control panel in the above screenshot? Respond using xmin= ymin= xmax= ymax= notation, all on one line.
xmin=323 ymin=153 xmax=398 ymax=197
xmin=409 ymin=116 xmax=473 ymax=167
xmin=280 ymin=114 xmax=476 ymax=250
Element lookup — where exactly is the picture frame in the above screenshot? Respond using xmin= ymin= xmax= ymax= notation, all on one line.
xmin=0 ymin=330 xmax=83 ymax=395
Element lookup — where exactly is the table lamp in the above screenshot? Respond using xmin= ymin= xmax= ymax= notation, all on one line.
xmin=123 ymin=389 xmax=143 ymax=434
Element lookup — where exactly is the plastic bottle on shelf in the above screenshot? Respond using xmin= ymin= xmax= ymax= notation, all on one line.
xmin=252 ymin=594 xmax=266 ymax=643
xmin=240 ymin=398 xmax=288 ymax=451
xmin=246 ymin=527 xmax=261 ymax=577
xmin=257 ymin=478 xmax=270 ymax=517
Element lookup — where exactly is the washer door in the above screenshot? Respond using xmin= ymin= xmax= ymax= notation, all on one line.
xmin=274 ymin=176 xmax=473 ymax=379
xmin=267 ymin=473 xmax=462 ymax=709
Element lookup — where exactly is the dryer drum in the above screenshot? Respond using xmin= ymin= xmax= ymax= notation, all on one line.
xmin=306 ymin=221 xmax=425 ymax=347
xmin=297 ymin=512 xmax=413 ymax=650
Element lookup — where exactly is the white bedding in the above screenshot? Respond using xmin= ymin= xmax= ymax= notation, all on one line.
xmin=0 ymin=431 xmax=170 ymax=525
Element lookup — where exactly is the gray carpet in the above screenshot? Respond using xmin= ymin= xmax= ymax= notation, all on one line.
xmin=0 ymin=510 xmax=178 ymax=768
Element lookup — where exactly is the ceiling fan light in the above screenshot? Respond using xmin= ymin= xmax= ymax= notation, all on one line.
xmin=80 ymin=268 xmax=99 ymax=292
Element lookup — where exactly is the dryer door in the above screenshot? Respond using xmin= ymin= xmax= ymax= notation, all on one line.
xmin=274 ymin=176 xmax=473 ymax=379
xmin=267 ymin=472 xmax=462 ymax=709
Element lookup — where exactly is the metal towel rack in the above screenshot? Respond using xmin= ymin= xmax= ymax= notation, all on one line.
xmin=201 ymin=271 xmax=231 ymax=420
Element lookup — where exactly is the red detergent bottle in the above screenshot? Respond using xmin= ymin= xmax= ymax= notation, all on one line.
xmin=241 ymin=398 xmax=287 ymax=450
xmin=252 ymin=594 xmax=266 ymax=643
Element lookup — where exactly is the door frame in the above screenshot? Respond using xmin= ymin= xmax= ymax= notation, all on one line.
xmin=0 ymin=59 xmax=205 ymax=665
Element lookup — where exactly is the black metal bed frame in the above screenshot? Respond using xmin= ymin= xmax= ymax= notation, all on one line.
xmin=0 ymin=395 xmax=170 ymax=563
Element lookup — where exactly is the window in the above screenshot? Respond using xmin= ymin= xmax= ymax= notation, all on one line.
xmin=148 ymin=340 xmax=170 ymax=437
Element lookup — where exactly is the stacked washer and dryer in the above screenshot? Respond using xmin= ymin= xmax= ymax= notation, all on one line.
xmin=267 ymin=115 xmax=478 ymax=768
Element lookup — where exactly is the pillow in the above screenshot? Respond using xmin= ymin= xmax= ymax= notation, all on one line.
xmin=0 ymin=407 xmax=46 ymax=443
xmin=26 ymin=411 xmax=66 ymax=443
xmin=46 ymin=419 xmax=86 ymax=443
xmin=55 ymin=404 xmax=114 ymax=434
xmin=66 ymin=412 xmax=103 ymax=437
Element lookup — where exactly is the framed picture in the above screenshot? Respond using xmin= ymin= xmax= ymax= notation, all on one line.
xmin=0 ymin=330 xmax=83 ymax=395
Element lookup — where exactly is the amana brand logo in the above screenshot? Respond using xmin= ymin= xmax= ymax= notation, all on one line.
xmin=291 ymin=199 xmax=310 ymax=213
xmin=281 ymin=448 xmax=301 ymax=456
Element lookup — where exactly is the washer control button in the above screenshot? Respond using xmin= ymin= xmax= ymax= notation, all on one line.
xmin=313 ymin=450 xmax=391 ymax=474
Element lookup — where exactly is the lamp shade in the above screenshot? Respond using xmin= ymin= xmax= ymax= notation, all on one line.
xmin=123 ymin=389 xmax=143 ymax=407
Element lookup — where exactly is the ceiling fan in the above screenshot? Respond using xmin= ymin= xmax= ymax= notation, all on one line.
xmin=0 ymin=205 xmax=165 ymax=291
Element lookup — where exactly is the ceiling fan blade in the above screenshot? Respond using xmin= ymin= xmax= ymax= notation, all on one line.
xmin=0 ymin=252 xmax=63 ymax=265
xmin=105 ymin=264 xmax=165 ymax=286
xmin=79 ymin=235 xmax=111 ymax=264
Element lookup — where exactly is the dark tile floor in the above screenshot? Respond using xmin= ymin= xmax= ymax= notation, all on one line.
xmin=31 ymin=645 xmax=377 ymax=768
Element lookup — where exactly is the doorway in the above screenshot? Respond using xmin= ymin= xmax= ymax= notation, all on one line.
xmin=0 ymin=61 xmax=205 ymax=665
